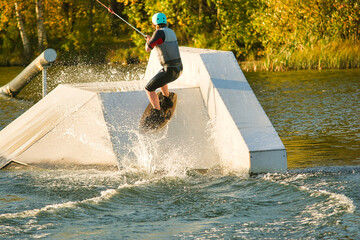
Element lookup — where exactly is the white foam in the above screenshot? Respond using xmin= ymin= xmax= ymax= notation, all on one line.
xmin=299 ymin=186 xmax=356 ymax=214
xmin=0 ymin=188 xmax=117 ymax=219
xmin=262 ymin=172 xmax=356 ymax=218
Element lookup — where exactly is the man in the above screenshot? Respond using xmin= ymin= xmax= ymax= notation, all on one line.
xmin=144 ymin=12 xmax=183 ymax=126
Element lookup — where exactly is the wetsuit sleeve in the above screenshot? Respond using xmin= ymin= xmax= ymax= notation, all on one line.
xmin=147 ymin=30 xmax=166 ymax=50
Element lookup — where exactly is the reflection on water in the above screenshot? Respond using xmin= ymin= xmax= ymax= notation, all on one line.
xmin=245 ymin=69 xmax=360 ymax=169
xmin=0 ymin=67 xmax=34 ymax=128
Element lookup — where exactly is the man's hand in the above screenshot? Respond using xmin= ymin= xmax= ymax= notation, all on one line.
xmin=145 ymin=36 xmax=152 ymax=52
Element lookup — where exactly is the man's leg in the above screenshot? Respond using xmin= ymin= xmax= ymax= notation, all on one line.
xmin=146 ymin=90 xmax=160 ymax=110
xmin=144 ymin=90 xmax=165 ymax=128
xmin=160 ymin=84 xmax=170 ymax=97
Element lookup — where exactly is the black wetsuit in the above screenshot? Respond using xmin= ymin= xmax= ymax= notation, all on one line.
xmin=145 ymin=27 xmax=183 ymax=92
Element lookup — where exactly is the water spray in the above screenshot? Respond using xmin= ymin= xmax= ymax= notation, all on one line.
xmin=95 ymin=0 xmax=146 ymax=38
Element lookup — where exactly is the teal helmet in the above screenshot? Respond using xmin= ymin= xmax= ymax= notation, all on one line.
xmin=152 ymin=13 xmax=167 ymax=25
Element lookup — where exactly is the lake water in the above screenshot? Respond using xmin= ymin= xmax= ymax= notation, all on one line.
xmin=0 ymin=65 xmax=359 ymax=239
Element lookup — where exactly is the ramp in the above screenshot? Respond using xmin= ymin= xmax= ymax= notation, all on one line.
xmin=0 ymin=85 xmax=116 ymax=169
xmin=0 ymin=47 xmax=287 ymax=173
xmin=0 ymin=83 xmax=218 ymax=171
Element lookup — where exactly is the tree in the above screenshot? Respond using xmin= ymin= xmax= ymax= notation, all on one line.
xmin=35 ymin=0 xmax=47 ymax=53
xmin=14 ymin=2 xmax=31 ymax=62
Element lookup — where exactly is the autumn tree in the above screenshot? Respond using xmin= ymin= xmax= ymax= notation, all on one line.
xmin=35 ymin=0 xmax=47 ymax=53
xmin=0 ymin=0 xmax=359 ymax=67
xmin=14 ymin=2 xmax=31 ymax=61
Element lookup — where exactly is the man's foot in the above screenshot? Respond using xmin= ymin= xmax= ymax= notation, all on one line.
xmin=159 ymin=92 xmax=174 ymax=111
xmin=144 ymin=108 xmax=165 ymax=129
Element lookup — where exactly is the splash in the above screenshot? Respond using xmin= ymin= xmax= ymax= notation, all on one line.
xmin=118 ymin=126 xmax=204 ymax=177
xmin=51 ymin=64 xmax=146 ymax=86
xmin=100 ymin=87 xmax=223 ymax=177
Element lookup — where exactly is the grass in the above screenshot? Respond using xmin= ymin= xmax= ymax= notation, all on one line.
xmin=241 ymin=39 xmax=360 ymax=72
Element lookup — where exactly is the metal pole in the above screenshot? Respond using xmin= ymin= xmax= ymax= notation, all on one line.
xmin=42 ymin=66 xmax=48 ymax=98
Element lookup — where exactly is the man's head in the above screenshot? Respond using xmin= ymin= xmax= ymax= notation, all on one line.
xmin=152 ymin=13 xmax=167 ymax=28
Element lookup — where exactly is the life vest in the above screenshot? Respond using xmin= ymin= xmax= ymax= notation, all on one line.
xmin=155 ymin=27 xmax=181 ymax=66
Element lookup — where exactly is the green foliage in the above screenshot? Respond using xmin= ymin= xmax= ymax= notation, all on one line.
xmin=253 ymin=0 xmax=360 ymax=70
xmin=0 ymin=0 xmax=359 ymax=69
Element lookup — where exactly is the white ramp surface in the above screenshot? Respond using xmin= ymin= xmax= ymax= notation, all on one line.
xmin=0 ymin=85 xmax=117 ymax=168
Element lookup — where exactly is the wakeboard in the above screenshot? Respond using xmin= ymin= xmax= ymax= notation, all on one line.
xmin=139 ymin=92 xmax=177 ymax=133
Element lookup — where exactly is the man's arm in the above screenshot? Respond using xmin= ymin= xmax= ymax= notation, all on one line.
xmin=145 ymin=30 xmax=166 ymax=52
